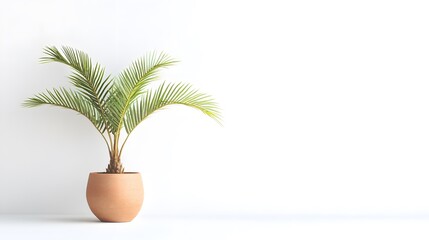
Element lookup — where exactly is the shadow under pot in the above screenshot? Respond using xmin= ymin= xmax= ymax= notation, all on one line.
xmin=86 ymin=172 xmax=144 ymax=222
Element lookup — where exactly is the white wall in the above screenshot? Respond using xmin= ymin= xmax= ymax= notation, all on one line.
xmin=1 ymin=0 xmax=429 ymax=216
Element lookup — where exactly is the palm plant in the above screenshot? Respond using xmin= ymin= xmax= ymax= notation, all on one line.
xmin=24 ymin=46 xmax=221 ymax=173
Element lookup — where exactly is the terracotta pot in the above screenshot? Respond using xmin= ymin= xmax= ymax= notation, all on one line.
xmin=86 ymin=172 xmax=144 ymax=222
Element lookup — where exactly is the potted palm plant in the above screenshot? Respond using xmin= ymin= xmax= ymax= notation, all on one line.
xmin=24 ymin=46 xmax=221 ymax=222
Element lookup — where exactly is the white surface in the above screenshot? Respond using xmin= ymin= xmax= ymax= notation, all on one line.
xmin=2 ymin=214 xmax=429 ymax=240
xmin=1 ymin=0 xmax=429 ymax=217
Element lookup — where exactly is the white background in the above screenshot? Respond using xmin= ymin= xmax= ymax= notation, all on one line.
xmin=1 ymin=0 xmax=429 ymax=219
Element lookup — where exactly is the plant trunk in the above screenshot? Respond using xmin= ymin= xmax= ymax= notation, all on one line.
xmin=106 ymin=153 xmax=124 ymax=173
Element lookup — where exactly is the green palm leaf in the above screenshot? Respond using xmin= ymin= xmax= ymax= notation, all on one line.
xmin=25 ymin=46 xmax=221 ymax=173
xmin=41 ymin=46 xmax=112 ymax=132
xmin=108 ymin=52 xmax=177 ymax=134
xmin=124 ymin=82 xmax=221 ymax=135
xmin=23 ymin=88 xmax=102 ymax=129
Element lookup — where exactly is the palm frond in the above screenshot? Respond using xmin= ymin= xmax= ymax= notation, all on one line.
xmin=124 ymin=82 xmax=221 ymax=134
xmin=41 ymin=46 xmax=112 ymax=132
xmin=25 ymin=46 xmax=221 ymax=173
xmin=23 ymin=88 xmax=102 ymax=130
xmin=107 ymin=52 xmax=177 ymax=134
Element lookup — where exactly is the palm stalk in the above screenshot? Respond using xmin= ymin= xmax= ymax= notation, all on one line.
xmin=24 ymin=46 xmax=221 ymax=173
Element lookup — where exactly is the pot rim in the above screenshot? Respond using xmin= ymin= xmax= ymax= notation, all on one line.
xmin=90 ymin=172 xmax=141 ymax=175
